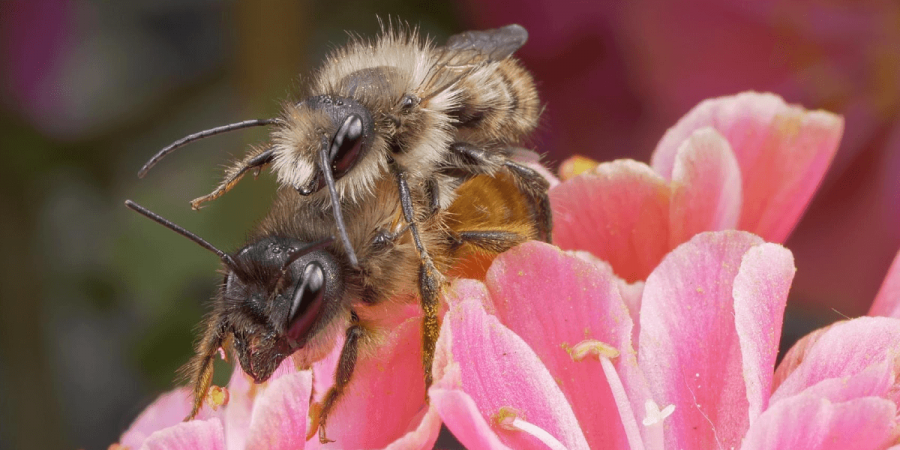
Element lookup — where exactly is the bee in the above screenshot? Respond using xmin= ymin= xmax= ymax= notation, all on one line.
xmin=136 ymin=22 xmax=552 ymax=418
xmin=125 ymin=171 xmax=541 ymax=443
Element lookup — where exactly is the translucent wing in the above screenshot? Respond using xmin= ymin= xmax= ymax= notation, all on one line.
xmin=421 ymin=24 xmax=529 ymax=98
xmin=443 ymin=24 xmax=528 ymax=62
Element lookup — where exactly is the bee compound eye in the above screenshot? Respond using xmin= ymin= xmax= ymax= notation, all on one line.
xmin=286 ymin=262 xmax=326 ymax=343
xmin=329 ymin=114 xmax=364 ymax=177
xmin=401 ymin=94 xmax=418 ymax=109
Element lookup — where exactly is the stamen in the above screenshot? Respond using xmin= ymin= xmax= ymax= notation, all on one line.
xmin=567 ymin=340 xmax=620 ymax=361
xmin=568 ymin=340 xmax=644 ymax=450
xmin=642 ymin=400 xmax=675 ymax=426
xmin=495 ymin=406 xmax=568 ymax=450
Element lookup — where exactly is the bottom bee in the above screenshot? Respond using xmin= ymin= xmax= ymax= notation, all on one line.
xmin=125 ymin=171 xmax=542 ymax=442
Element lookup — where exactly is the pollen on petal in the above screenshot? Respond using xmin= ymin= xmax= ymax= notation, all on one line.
xmin=567 ymin=339 xmax=620 ymax=361
xmin=206 ymin=385 xmax=229 ymax=410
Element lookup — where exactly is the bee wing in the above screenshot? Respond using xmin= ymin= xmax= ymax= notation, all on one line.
xmin=421 ymin=25 xmax=528 ymax=99
xmin=443 ymin=24 xmax=528 ymax=62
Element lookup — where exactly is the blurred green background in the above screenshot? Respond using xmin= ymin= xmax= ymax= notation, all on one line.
xmin=1 ymin=1 xmax=898 ymax=449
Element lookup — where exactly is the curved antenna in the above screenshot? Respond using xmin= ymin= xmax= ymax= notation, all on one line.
xmin=138 ymin=118 xmax=280 ymax=178
xmin=124 ymin=200 xmax=240 ymax=273
xmin=318 ymin=136 xmax=359 ymax=268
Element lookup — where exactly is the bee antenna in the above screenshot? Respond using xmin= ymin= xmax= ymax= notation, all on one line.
xmin=138 ymin=118 xmax=281 ymax=178
xmin=317 ymin=137 xmax=360 ymax=268
xmin=124 ymin=200 xmax=241 ymax=273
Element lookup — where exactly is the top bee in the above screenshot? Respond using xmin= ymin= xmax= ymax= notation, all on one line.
xmin=138 ymin=23 xmax=549 ymax=267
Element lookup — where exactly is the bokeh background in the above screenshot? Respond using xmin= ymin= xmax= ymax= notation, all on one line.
xmin=1 ymin=0 xmax=898 ymax=449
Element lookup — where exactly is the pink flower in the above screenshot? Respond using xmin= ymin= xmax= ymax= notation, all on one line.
xmin=430 ymin=236 xmax=900 ymax=449
xmin=552 ymin=91 xmax=843 ymax=282
xmin=112 ymin=313 xmax=441 ymax=449
xmin=115 ymin=92 xmax=866 ymax=448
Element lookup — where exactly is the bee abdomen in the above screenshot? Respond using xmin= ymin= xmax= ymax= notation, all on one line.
xmin=451 ymin=58 xmax=540 ymax=143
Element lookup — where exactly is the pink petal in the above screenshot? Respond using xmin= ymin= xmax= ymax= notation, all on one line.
xmin=140 ymin=418 xmax=225 ymax=450
xmin=485 ymin=241 xmax=651 ymax=449
xmin=732 ymin=243 xmax=795 ymax=420
xmin=770 ymin=317 xmax=900 ymax=404
xmin=869 ymin=249 xmax=900 ymax=318
xmin=570 ymin=250 xmax=646 ymax=345
xmin=245 ymin=371 xmax=312 ymax=450
xmin=224 ymin=364 xmax=257 ymax=450
xmin=551 ymin=159 xmax=670 ymax=282
xmin=306 ymin=316 xmax=437 ymax=450
xmin=739 ymin=395 xmax=898 ymax=450
xmin=668 ymin=128 xmax=742 ymax=247
xmin=638 ymin=230 xmax=766 ymax=450
xmin=772 ymin=326 xmax=829 ymax=391
xmin=382 ymin=406 xmax=443 ymax=450
xmin=793 ymin=360 xmax=895 ymax=405
xmin=652 ymin=92 xmax=844 ymax=242
xmin=429 ymin=388 xmax=512 ymax=450
xmin=222 ymin=357 xmax=302 ymax=450
xmin=119 ymin=388 xmax=207 ymax=449
xmin=434 ymin=280 xmax=590 ymax=450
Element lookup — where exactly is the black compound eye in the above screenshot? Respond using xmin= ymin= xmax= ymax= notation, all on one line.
xmin=329 ymin=114 xmax=364 ymax=178
xmin=400 ymin=94 xmax=418 ymax=110
xmin=286 ymin=262 xmax=326 ymax=343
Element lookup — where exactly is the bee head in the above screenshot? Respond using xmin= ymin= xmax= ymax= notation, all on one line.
xmin=223 ymin=236 xmax=344 ymax=382
xmin=287 ymin=95 xmax=376 ymax=196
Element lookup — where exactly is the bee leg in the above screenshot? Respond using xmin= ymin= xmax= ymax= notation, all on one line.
xmin=446 ymin=142 xmax=552 ymax=242
xmin=189 ymin=147 xmax=275 ymax=210
xmin=501 ymin=160 xmax=553 ymax=243
xmin=446 ymin=142 xmax=504 ymax=175
xmin=449 ymin=230 xmax=530 ymax=254
xmin=424 ymin=177 xmax=441 ymax=218
xmin=308 ymin=313 xmax=364 ymax=444
xmin=395 ymin=168 xmax=443 ymax=389
xmin=183 ymin=320 xmax=228 ymax=421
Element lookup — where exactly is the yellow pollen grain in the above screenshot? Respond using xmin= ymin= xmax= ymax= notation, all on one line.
xmin=559 ymin=155 xmax=600 ymax=181
xmin=494 ymin=406 xmax=524 ymax=430
xmin=206 ymin=385 xmax=229 ymax=410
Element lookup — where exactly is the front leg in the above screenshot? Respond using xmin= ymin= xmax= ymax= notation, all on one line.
xmin=394 ymin=167 xmax=444 ymax=388
xmin=308 ymin=313 xmax=364 ymax=443
xmin=190 ymin=147 xmax=275 ymax=210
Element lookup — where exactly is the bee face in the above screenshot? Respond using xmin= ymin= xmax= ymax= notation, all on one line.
xmin=222 ymin=236 xmax=345 ymax=382
xmin=280 ymin=95 xmax=377 ymax=196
